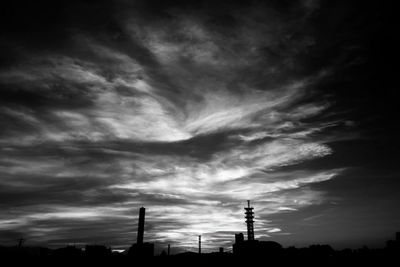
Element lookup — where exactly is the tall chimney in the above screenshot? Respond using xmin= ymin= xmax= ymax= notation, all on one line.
xmin=137 ymin=207 xmax=145 ymax=244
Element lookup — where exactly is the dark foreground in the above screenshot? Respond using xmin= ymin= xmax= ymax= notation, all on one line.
xmin=1 ymin=247 xmax=399 ymax=267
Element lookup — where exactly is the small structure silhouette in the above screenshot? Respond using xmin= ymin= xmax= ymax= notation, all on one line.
xmin=235 ymin=233 xmax=244 ymax=244
xmin=386 ymin=232 xmax=400 ymax=253
xmin=53 ymin=245 xmax=82 ymax=257
xmin=85 ymin=245 xmax=111 ymax=257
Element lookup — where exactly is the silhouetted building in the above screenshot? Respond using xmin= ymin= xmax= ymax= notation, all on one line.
xmin=386 ymin=232 xmax=400 ymax=252
xmin=307 ymin=244 xmax=334 ymax=257
xmin=128 ymin=242 xmax=154 ymax=257
xmin=233 ymin=239 xmax=283 ymax=256
xmin=128 ymin=207 xmax=154 ymax=257
xmin=85 ymin=245 xmax=111 ymax=257
xmin=0 ymin=246 xmax=51 ymax=257
xmin=160 ymin=250 xmax=167 ymax=257
xmin=53 ymin=246 xmax=82 ymax=257
xmin=235 ymin=233 xmax=244 ymax=244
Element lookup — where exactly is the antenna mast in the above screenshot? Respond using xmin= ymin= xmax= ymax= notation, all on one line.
xmin=244 ymin=200 xmax=255 ymax=241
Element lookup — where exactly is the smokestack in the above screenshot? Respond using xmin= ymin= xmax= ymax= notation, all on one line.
xmin=198 ymin=235 xmax=201 ymax=254
xmin=137 ymin=207 xmax=145 ymax=244
xmin=167 ymin=244 xmax=170 ymax=256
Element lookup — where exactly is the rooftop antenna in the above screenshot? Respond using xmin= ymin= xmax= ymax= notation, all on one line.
xmin=245 ymin=200 xmax=255 ymax=241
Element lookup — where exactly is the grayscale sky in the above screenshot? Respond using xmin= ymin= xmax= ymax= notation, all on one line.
xmin=0 ymin=0 xmax=398 ymax=253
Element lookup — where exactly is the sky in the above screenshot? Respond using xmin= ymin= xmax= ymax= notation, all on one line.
xmin=0 ymin=0 xmax=399 ymax=253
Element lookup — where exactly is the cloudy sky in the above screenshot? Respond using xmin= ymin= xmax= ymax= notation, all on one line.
xmin=0 ymin=0 xmax=398 ymax=253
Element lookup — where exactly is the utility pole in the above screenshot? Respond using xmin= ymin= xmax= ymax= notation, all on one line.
xmin=198 ymin=235 xmax=201 ymax=254
xmin=18 ymin=238 xmax=25 ymax=248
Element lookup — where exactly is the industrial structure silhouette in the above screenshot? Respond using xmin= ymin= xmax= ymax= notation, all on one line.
xmin=0 ymin=200 xmax=399 ymax=265
xmin=128 ymin=207 xmax=154 ymax=257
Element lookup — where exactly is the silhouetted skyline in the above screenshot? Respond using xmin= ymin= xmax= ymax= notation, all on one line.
xmin=0 ymin=0 xmax=399 ymax=253
xmin=1 ymin=203 xmax=399 ymax=259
